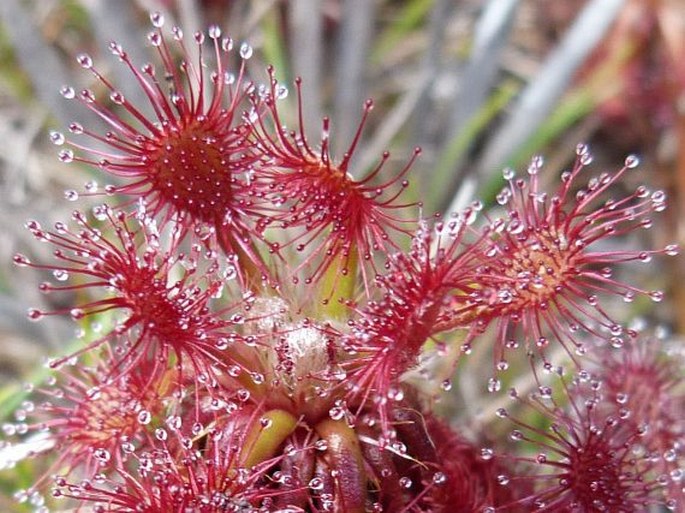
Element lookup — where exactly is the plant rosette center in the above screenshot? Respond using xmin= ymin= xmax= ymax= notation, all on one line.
xmin=147 ymin=119 xmax=239 ymax=223
xmin=495 ymin=227 xmax=577 ymax=312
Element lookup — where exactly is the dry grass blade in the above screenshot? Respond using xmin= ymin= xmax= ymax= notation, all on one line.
xmin=476 ymin=0 xmax=626 ymax=178
xmin=411 ymin=0 xmax=453 ymax=148
xmin=289 ymin=0 xmax=323 ymax=136
xmin=445 ymin=0 xmax=519 ymax=159
xmin=435 ymin=0 xmax=519 ymax=212
xmin=358 ymin=71 xmax=431 ymax=174
xmin=334 ymin=0 xmax=376 ymax=158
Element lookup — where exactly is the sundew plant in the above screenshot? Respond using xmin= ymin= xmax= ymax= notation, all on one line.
xmin=1 ymin=7 xmax=684 ymax=513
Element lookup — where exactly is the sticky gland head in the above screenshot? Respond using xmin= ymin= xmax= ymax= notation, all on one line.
xmin=57 ymin=15 xmax=261 ymax=240
xmin=248 ymin=69 xmax=420 ymax=289
xmin=465 ymin=148 xmax=677 ymax=364
xmin=21 ymin=209 xmax=239 ymax=384
xmin=500 ymin=375 xmax=667 ymax=511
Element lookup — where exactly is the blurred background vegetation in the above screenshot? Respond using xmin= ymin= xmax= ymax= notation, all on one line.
xmin=0 ymin=0 xmax=682 ymax=510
